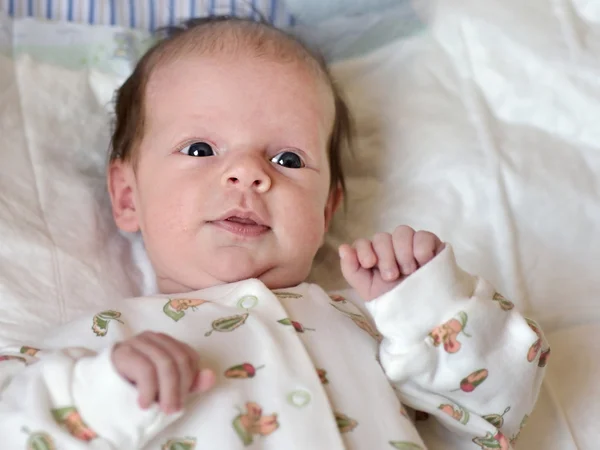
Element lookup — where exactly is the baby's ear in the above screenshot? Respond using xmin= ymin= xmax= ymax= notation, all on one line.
xmin=324 ymin=183 xmax=344 ymax=232
xmin=107 ymin=160 xmax=140 ymax=233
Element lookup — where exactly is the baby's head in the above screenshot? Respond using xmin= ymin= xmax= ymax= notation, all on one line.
xmin=108 ymin=17 xmax=351 ymax=294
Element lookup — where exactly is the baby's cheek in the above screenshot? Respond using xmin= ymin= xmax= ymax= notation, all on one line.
xmin=289 ymin=203 xmax=326 ymax=249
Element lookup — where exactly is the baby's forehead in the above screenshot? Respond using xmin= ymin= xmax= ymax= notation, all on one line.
xmin=144 ymin=50 xmax=336 ymax=128
xmin=144 ymin=20 xmax=333 ymax=93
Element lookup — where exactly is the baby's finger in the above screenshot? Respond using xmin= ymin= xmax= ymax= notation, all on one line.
xmin=372 ymin=233 xmax=399 ymax=281
xmin=191 ymin=368 xmax=217 ymax=393
xmin=339 ymin=244 xmax=373 ymax=295
xmin=112 ymin=343 xmax=158 ymax=410
xmin=339 ymin=244 xmax=360 ymax=277
xmin=133 ymin=334 xmax=181 ymax=414
xmin=354 ymin=238 xmax=377 ymax=269
xmin=392 ymin=226 xmax=417 ymax=275
xmin=413 ymin=231 xmax=442 ymax=267
xmin=145 ymin=333 xmax=198 ymax=405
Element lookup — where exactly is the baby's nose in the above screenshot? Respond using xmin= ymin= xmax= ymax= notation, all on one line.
xmin=222 ymin=159 xmax=272 ymax=193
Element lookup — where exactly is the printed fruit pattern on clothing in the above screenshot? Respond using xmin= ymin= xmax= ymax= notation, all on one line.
xmin=0 ymin=346 xmax=42 ymax=366
xmin=330 ymin=303 xmax=382 ymax=342
xmin=438 ymin=403 xmax=470 ymax=425
xmin=329 ymin=294 xmax=347 ymax=303
xmin=277 ymin=318 xmax=315 ymax=333
xmin=233 ymin=402 xmax=279 ymax=446
xmin=0 ymin=355 xmax=27 ymax=364
xmin=205 ymin=314 xmax=249 ymax=337
xmin=20 ymin=346 xmax=40 ymax=357
xmin=453 ymin=369 xmax=489 ymax=393
xmin=491 ymin=293 xmax=514 ymax=311
xmin=91 ymin=310 xmax=123 ymax=337
xmin=525 ymin=318 xmax=551 ymax=367
xmin=224 ymin=363 xmax=265 ymax=379
xmin=51 ymin=407 xmax=97 ymax=441
xmin=389 ymin=442 xmax=425 ymax=449
xmin=483 ymin=407 xmax=511 ymax=428
xmin=161 ymin=437 xmax=197 ymax=450
xmin=428 ymin=311 xmax=470 ymax=353
xmin=163 ymin=298 xmax=208 ymax=322
xmin=22 ymin=427 xmax=56 ymax=450
xmin=273 ymin=291 xmax=303 ymax=300
xmin=472 ymin=431 xmax=510 ymax=450
xmin=509 ymin=414 xmax=529 ymax=446
xmin=334 ymin=411 xmax=358 ymax=433
xmin=317 ymin=368 xmax=328 ymax=384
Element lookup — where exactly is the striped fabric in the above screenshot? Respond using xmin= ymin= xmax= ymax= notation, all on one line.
xmin=0 ymin=0 xmax=294 ymax=30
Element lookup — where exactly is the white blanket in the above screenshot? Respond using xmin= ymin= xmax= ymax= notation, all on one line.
xmin=0 ymin=0 xmax=599 ymax=447
xmin=313 ymin=0 xmax=600 ymax=448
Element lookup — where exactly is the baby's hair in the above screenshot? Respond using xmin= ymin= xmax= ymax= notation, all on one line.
xmin=109 ymin=15 xmax=352 ymax=195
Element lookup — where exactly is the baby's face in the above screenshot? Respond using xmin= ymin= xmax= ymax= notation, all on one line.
xmin=111 ymin=53 xmax=340 ymax=293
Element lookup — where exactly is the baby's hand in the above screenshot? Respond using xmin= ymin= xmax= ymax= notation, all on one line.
xmin=339 ymin=225 xmax=444 ymax=301
xmin=111 ymin=331 xmax=215 ymax=414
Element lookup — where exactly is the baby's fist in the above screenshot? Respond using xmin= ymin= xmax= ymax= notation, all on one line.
xmin=111 ymin=331 xmax=215 ymax=414
xmin=339 ymin=225 xmax=444 ymax=301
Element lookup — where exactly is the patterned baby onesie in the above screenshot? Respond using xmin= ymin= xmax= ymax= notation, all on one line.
xmin=0 ymin=246 xmax=548 ymax=449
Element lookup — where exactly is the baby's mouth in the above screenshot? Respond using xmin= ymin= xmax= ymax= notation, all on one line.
xmin=226 ymin=216 xmax=260 ymax=225
xmin=210 ymin=215 xmax=271 ymax=237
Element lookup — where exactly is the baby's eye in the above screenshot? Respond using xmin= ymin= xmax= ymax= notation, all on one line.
xmin=180 ymin=142 xmax=215 ymax=157
xmin=270 ymin=151 xmax=305 ymax=169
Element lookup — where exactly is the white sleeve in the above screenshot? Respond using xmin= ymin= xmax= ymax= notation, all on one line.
xmin=0 ymin=319 xmax=181 ymax=449
xmin=365 ymin=245 xmax=548 ymax=449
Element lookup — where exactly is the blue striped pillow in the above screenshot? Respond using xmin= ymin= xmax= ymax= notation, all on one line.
xmin=0 ymin=0 xmax=294 ymax=30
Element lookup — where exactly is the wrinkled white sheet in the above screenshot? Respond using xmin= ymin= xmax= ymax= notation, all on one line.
xmin=0 ymin=0 xmax=599 ymax=447
xmin=313 ymin=0 xmax=600 ymax=447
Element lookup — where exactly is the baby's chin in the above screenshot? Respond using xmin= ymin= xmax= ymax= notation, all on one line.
xmin=206 ymin=254 xmax=307 ymax=290
xmin=206 ymin=250 xmax=272 ymax=283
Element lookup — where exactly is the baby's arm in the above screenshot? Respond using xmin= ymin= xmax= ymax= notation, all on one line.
xmin=0 ymin=311 xmax=211 ymax=449
xmin=365 ymin=246 xmax=548 ymax=449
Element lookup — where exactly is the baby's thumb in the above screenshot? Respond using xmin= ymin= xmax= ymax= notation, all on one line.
xmin=190 ymin=369 xmax=216 ymax=393
xmin=339 ymin=244 xmax=371 ymax=296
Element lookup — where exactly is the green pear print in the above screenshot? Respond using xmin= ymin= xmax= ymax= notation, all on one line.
xmin=273 ymin=291 xmax=303 ymax=300
xmin=483 ymin=406 xmax=511 ymax=428
xmin=525 ymin=318 xmax=550 ymax=365
xmin=330 ymin=304 xmax=382 ymax=342
xmin=20 ymin=346 xmax=40 ymax=357
xmin=92 ymin=310 xmax=123 ymax=337
xmin=389 ymin=442 xmax=424 ymax=449
xmin=205 ymin=313 xmax=249 ymax=337
xmin=51 ymin=406 xmax=97 ymax=441
xmin=21 ymin=427 xmax=56 ymax=450
xmin=526 ymin=318 xmax=543 ymax=362
xmin=233 ymin=402 xmax=279 ymax=446
xmin=161 ymin=437 xmax=197 ymax=450
xmin=473 ymin=431 xmax=510 ymax=449
xmin=163 ymin=298 xmax=208 ymax=322
xmin=492 ymin=293 xmax=515 ymax=311
xmin=334 ymin=411 xmax=358 ymax=433
xmin=429 ymin=311 xmax=471 ymax=353
xmin=438 ymin=403 xmax=470 ymax=425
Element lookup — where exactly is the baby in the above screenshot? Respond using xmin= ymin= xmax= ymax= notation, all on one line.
xmin=0 ymin=17 xmax=549 ymax=450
